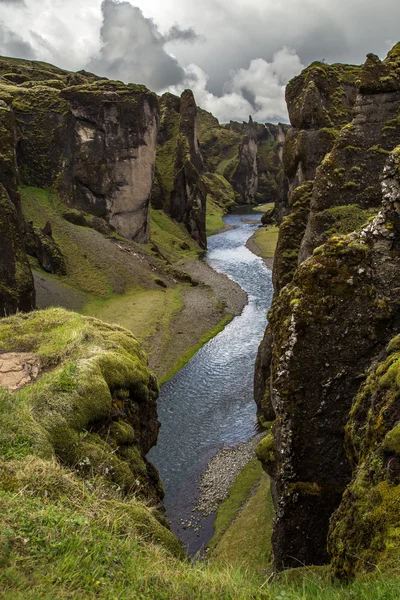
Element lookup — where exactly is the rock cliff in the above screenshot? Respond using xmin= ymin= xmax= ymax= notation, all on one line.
xmin=256 ymin=44 xmax=400 ymax=576
xmin=152 ymin=90 xmax=207 ymax=248
xmin=197 ymin=110 xmax=288 ymax=210
xmin=0 ymin=56 xmax=159 ymax=243
xmin=0 ymin=101 xmax=35 ymax=316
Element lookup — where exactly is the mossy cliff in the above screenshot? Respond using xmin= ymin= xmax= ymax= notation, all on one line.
xmin=0 ymin=56 xmax=159 ymax=243
xmin=256 ymin=44 xmax=400 ymax=428
xmin=299 ymin=47 xmax=400 ymax=260
xmin=258 ymin=38 xmax=400 ymax=577
xmin=197 ymin=110 xmax=288 ymax=212
xmin=0 ymin=102 xmax=35 ymax=316
xmin=328 ymin=332 xmax=400 ymax=579
xmin=151 ymin=90 xmax=207 ymax=248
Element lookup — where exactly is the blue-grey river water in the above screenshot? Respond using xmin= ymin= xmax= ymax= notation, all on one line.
xmin=148 ymin=211 xmax=274 ymax=555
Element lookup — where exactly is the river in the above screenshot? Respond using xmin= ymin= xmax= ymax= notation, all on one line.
xmin=148 ymin=210 xmax=274 ymax=555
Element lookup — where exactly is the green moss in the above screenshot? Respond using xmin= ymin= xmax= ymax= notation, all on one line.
xmin=256 ymin=433 xmax=277 ymax=470
xmin=383 ymin=424 xmax=400 ymax=455
xmin=251 ymin=225 xmax=279 ymax=260
xmin=209 ymin=467 xmax=274 ymax=574
xmin=329 ymin=337 xmax=400 ymax=579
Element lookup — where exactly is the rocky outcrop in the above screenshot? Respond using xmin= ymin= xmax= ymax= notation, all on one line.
xmin=299 ymin=46 xmax=400 ymax=262
xmin=0 ymin=102 xmax=35 ymax=316
xmin=61 ymin=81 xmax=159 ymax=242
xmin=255 ymin=44 xmax=400 ymax=575
xmin=152 ymin=90 xmax=207 ymax=248
xmin=0 ymin=57 xmax=159 ymax=243
xmin=230 ymin=118 xmax=259 ymax=204
xmin=328 ymin=148 xmax=400 ymax=579
xmin=262 ymin=147 xmax=400 ymax=571
xmin=198 ymin=111 xmax=288 ymax=209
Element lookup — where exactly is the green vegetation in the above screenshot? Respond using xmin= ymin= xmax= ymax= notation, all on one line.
xmin=254 ymin=202 xmax=275 ymax=213
xmin=319 ymin=204 xmax=377 ymax=238
xmin=206 ymin=197 xmax=226 ymax=236
xmin=251 ymin=225 xmax=280 ymax=259
xmin=329 ymin=335 xmax=400 ymax=579
xmin=209 ymin=463 xmax=274 ymax=575
xmin=83 ymin=286 xmax=184 ymax=347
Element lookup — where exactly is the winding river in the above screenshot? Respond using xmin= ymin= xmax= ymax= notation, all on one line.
xmin=148 ymin=210 xmax=274 ymax=555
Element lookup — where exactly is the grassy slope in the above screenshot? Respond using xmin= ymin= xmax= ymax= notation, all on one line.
xmin=208 ymin=460 xmax=274 ymax=574
xmin=20 ymin=186 xmax=232 ymax=381
xmin=252 ymin=225 xmax=280 ymax=259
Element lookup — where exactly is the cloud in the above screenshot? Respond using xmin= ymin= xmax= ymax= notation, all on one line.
xmin=0 ymin=0 xmax=25 ymax=4
xmin=170 ymin=48 xmax=304 ymax=123
xmin=88 ymin=0 xmax=185 ymax=91
xmin=0 ymin=23 xmax=35 ymax=58
xmin=164 ymin=24 xmax=201 ymax=44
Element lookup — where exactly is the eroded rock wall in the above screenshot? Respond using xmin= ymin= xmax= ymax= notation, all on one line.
xmin=152 ymin=90 xmax=207 ymax=248
xmin=256 ymin=44 xmax=400 ymax=575
xmin=0 ymin=102 xmax=35 ymax=316
xmin=0 ymin=57 xmax=159 ymax=243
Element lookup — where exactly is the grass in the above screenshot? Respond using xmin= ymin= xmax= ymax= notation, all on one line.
xmin=206 ymin=197 xmax=226 ymax=236
xmin=82 ymin=286 xmax=183 ymax=348
xmin=254 ymin=202 xmax=275 ymax=213
xmin=208 ymin=460 xmax=274 ymax=575
xmin=252 ymin=225 xmax=280 ymax=259
xmin=208 ymin=460 xmax=265 ymax=551
xmin=148 ymin=208 xmax=200 ymax=264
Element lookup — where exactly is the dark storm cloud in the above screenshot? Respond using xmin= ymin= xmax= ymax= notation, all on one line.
xmin=88 ymin=0 xmax=185 ymax=91
xmin=164 ymin=24 xmax=201 ymax=44
xmin=0 ymin=24 xmax=35 ymax=58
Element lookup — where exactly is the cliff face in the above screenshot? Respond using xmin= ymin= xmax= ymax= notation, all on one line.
xmin=256 ymin=44 xmax=400 ymax=575
xmin=0 ymin=101 xmax=35 ymax=316
xmin=152 ymin=90 xmax=207 ymax=248
xmin=0 ymin=57 xmax=159 ymax=244
xmin=197 ymin=110 xmax=288 ymax=209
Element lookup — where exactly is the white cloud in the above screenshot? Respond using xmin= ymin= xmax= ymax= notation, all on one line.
xmin=170 ymin=48 xmax=304 ymax=123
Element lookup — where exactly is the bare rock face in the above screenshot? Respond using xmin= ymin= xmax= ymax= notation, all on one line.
xmin=0 ymin=352 xmax=41 ymax=391
xmin=62 ymin=81 xmax=159 ymax=242
xmin=152 ymin=90 xmax=207 ymax=248
xmin=231 ymin=119 xmax=259 ymax=204
xmin=0 ymin=103 xmax=35 ymax=316
xmin=0 ymin=57 xmax=159 ymax=244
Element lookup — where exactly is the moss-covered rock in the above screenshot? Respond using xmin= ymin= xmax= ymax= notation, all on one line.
xmin=299 ymin=45 xmax=400 ymax=261
xmin=0 ymin=56 xmax=159 ymax=243
xmin=0 ymin=308 xmax=163 ymax=504
xmin=328 ymin=334 xmax=400 ymax=579
xmin=264 ymin=146 xmax=400 ymax=571
xmin=152 ymin=90 xmax=207 ymax=248
xmin=0 ymin=104 xmax=35 ymax=316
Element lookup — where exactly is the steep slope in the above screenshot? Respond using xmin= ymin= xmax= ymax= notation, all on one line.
xmin=152 ymin=90 xmax=207 ymax=248
xmin=0 ymin=101 xmax=35 ymax=316
xmin=255 ymin=44 xmax=400 ymax=575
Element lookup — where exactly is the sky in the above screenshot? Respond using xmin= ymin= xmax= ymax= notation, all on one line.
xmin=0 ymin=0 xmax=399 ymax=123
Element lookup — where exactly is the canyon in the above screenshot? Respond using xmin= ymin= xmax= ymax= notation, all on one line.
xmin=0 ymin=43 xmax=399 ymax=599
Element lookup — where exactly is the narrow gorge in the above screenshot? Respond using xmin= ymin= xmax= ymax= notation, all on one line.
xmin=0 ymin=40 xmax=399 ymax=600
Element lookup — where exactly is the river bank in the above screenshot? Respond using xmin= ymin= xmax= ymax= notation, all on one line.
xmin=148 ymin=210 xmax=275 ymax=556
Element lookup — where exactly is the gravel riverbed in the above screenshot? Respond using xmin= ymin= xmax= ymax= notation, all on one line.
xmin=195 ymin=432 xmax=265 ymax=516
